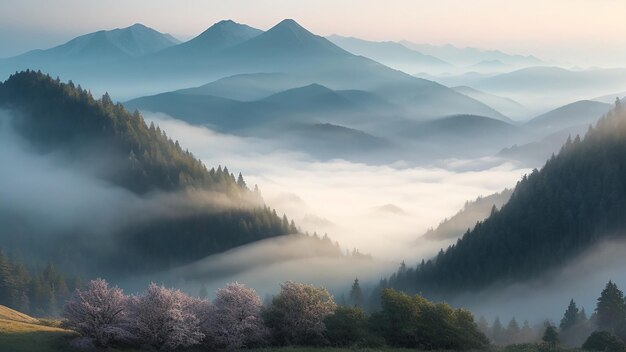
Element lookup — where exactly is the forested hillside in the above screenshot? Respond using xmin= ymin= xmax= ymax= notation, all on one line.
xmin=384 ymin=99 xmax=626 ymax=297
xmin=0 ymin=70 xmax=297 ymax=277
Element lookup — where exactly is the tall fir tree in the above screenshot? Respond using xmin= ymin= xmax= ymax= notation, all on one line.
xmin=596 ymin=281 xmax=626 ymax=333
xmin=560 ymin=299 xmax=580 ymax=331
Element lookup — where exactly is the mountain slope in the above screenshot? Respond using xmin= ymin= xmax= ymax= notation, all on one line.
xmin=400 ymin=41 xmax=543 ymax=68
xmin=421 ymin=189 xmax=513 ymax=241
xmin=526 ymin=100 xmax=611 ymax=133
xmin=153 ymin=20 xmax=262 ymax=59
xmin=11 ymin=23 xmax=179 ymax=61
xmin=385 ymin=100 xmax=626 ymax=297
xmin=0 ymin=71 xmax=296 ymax=278
xmin=453 ymin=86 xmax=525 ymax=121
xmin=327 ymin=35 xmax=450 ymax=73
xmin=175 ymin=73 xmax=308 ymax=101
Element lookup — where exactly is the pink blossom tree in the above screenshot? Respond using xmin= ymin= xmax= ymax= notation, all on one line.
xmin=63 ymin=278 xmax=131 ymax=347
xmin=127 ymin=283 xmax=204 ymax=350
xmin=204 ymin=282 xmax=268 ymax=349
xmin=264 ymin=281 xmax=337 ymax=345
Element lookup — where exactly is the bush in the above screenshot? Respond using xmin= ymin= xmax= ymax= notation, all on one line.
xmin=372 ymin=288 xmax=489 ymax=350
xmin=126 ymin=283 xmax=204 ymax=350
xmin=63 ymin=279 xmax=131 ymax=347
xmin=583 ymin=331 xmax=626 ymax=352
xmin=263 ymin=281 xmax=336 ymax=346
xmin=203 ymin=282 xmax=267 ymax=349
xmin=324 ymin=306 xmax=373 ymax=347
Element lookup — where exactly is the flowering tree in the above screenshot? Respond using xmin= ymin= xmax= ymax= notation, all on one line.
xmin=204 ymin=282 xmax=268 ymax=349
xmin=264 ymin=281 xmax=337 ymax=345
xmin=63 ymin=278 xmax=130 ymax=347
xmin=127 ymin=283 xmax=204 ymax=350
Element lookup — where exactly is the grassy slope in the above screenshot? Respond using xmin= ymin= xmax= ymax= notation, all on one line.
xmin=0 ymin=305 xmax=76 ymax=352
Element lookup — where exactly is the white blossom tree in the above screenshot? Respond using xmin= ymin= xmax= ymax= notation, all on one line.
xmin=204 ymin=282 xmax=268 ymax=349
xmin=264 ymin=281 xmax=337 ymax=345
xmin=127 ymin=283 xmax=204 ymax=350
xmin=63 ymin=278 xmax=131 ymax=347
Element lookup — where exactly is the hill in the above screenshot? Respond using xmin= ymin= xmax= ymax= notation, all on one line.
xmin=0 ymin=71 xmax=296 ymax=278
xmin=0 ymin=306 xmax=75 ymax=352
xmin=420 ymin=189 xmax=513 ymax=241
xmin=453 ymin=86 xmax=525 ymax=121
xmin=526 ymin=100 xmax=611 ymax=134
xmin=384 ymin=100 xmax=626 ymax=297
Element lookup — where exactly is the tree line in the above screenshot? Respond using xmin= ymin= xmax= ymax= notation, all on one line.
xmin=0 ymin=250 xmax=79 ymax=317
xmin=380 ymin=99 xmax=626 ymax=299
xmin=62 ymin=278 xmax=488 ymax=351
xmin=0 ymin=70 xmax=300 ymax=279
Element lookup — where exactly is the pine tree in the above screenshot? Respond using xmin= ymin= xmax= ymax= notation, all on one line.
xmin=492 ymin=317 xmax=504 ymax=344
xmin=349 ymin=278 xmax=364 ymax=307
xmin=543 ymin=325 xmax=559 ymax=347
xmin=506 ymin=318 xmax=521 ymax=343
xmin=596 ymin=281 xmax=626 ymax=333
xmin=560 ymin=299 xmax=580 ymax=331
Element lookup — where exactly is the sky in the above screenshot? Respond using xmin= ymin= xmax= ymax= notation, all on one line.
xmin=1 ymin=0 xmax=625 ymax=66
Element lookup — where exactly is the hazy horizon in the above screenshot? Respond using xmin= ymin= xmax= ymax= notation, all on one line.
xmin=2 ymin=0 xmax=626 ymax=67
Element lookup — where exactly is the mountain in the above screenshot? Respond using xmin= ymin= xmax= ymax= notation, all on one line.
xmin=0 ymin=71 xmax=296 ymax=278
xmin=0 ymin=19 xmax=505 ymax=120
xmin=526 ymin=100 xmax=611 ymax=133
xmin=175 ymin=73 xmax=310 ymax=101
xmin=223 ymin=19 xmax=347 ymax=62
xmin=8 ymin=23 xmax=179 ymax=62
xmin=327 ymin=35 xmax=451 ymax=73
xmin=153 ymin=20 xmax=262 ymax=59
xmin=474 ymin=67 xmax=626 ymax=98
xmin=421 ymin=189 xmax=513 ymax=241
xmin=384 ymin=100 xmax=626 ymax=297
xmin=400 ymin=42 xmax=543 ymax=68
xmin=452 ymin=86 xmax=525 ymax=121
xmin=261 ymin=83 xmax=357 ymax=111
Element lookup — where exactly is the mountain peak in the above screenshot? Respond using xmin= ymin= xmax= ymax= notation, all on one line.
xmin=270 ymin=18 xmax=310 ymax=35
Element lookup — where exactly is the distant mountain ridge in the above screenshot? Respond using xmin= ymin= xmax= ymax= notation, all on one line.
xmin=0 ymin=19 xmax=507 ymax=120
xmin=11 ymin=23 xmax=179 ymax=61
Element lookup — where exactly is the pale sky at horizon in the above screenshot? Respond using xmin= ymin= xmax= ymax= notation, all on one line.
xmin=1 ymin=0 xmax=625 ymax=66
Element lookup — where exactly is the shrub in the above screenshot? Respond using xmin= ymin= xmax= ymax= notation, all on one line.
xmin=126 ymin=283 xmax=204 ymax=350
xmin=203 ymin=282 xmax=267 ymax=349
xmin=63 ymin=279 xmax=130 ymax=347
xmin=583 ymin=331 xmax=626 ymax=352
xmin=264 ymin=281 xmax=336 ymax=345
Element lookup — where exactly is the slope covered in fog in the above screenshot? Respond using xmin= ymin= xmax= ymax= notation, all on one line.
xmin=421 ymin=189 xmax=513 ymax=241
xmin=0 ymin=71 xmax=297 ymax=278
xmin=385 ymin=100 xmax=626 ymax=297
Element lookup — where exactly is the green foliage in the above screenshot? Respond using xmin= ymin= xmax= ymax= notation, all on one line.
xmin=542 ymin=325 xmax=559 ymax=347
xmin=0 ymin=250 xmax=78 ymax=317
xmin=349 ymin=278 xmax=364 ymax=307
xmin=596 ymin=281 xmax=626 ymax=334
xmin=582 ymin=331 xmax=626 ymax=352
xmin=561 ymin=300 xmax=580 ymax=331
xmin=371 ymin=288 xmax=488 ymax=350
xmin=0 ymin=71 xmax=300 ymax=278
xmin=384 ymin=100 xmax=626 ymax=297
xmin=323 ymin=306 xmax=377 ymax=347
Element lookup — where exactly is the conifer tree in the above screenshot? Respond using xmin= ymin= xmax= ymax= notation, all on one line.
xmin=596 ymin=281 xmax=626 ymax=333
xmin=560 ymin=299 xmax=580 ymax=331
xmin=349 ymin=278 xmax=364 ymax=307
